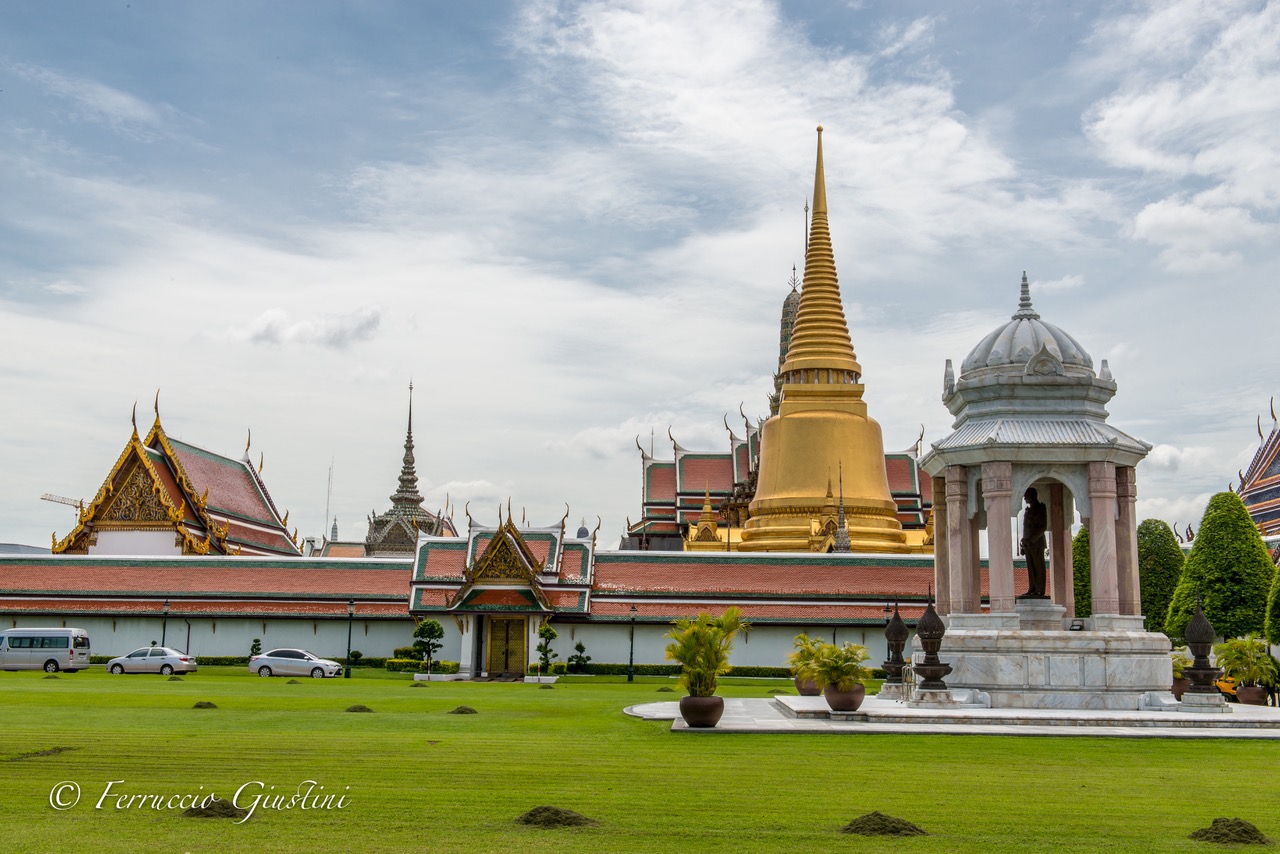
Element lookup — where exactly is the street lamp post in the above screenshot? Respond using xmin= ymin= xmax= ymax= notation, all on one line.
xmin=344 ymin=599 xmax=355 ymax=679
xmin=627 ymin=605 xmax=638 ymax=683
xmin=161 ymin=599 xmax=170 ymax=647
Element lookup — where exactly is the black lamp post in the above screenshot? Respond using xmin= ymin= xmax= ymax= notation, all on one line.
xmin=161 ymin=599 xmax=170 ymax=647
xmin=344 ymin=599 xmax=355 ymax=679
xmin=627 ymin=605 xmax=638 ymax=683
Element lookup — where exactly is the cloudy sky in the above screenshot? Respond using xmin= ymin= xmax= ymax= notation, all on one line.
xmin=2 ymin=0 xmax=1278 ymax=550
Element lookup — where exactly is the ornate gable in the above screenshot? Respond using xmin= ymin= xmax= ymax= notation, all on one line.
xmin=447 ymin=519 xmax=550 ymax=611
xmin=54 ymin=429 xmax=213 ymax=556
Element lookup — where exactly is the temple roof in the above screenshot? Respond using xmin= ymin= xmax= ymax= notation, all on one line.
xmin=53 ymin=410 xmax=300 ymax=557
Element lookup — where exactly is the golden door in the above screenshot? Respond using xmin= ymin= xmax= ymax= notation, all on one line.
xmin=486 ymin=617 xmax=526 ymax=676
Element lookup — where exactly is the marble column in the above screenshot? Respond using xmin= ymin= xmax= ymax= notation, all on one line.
xmin=1049 ymin=483 xmax=1075 ymax=617
xmin=1115 ymin=466 xmax=1141 ymax=617
xmin=1088 ymin=461 xmax=1120 ymax=615
xmin=982 ymin=462 xmax=1015 ymax=612
xmin=457 ymin=615 xmax=476 ymax=678
xmin=945 ymin=465 xmax=973 ymax=614
xmin=932 ymin=476 xmax=950 ymax=616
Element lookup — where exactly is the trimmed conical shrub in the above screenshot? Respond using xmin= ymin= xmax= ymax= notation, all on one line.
xmin=1166 ymin=492 xmax=1272 ymax=640
xmin=1137 ymin=519 xmax=1184 ymax=635
xmin=1264 ymin=547 xmax=1280 ymax=644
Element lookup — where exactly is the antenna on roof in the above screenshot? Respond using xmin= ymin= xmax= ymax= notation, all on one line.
xmin=323 ymin=456 xmax=334 ymax=542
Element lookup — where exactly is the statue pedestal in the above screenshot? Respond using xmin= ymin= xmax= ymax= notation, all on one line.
xmin=1015 ymin=598 xmax=1066 ymax=631
xmin=922 ymin=622 xmax=1173 ymax=710
xmin=1177 ymin=691 xmax=1231 ymax=714
xmin=877 ymin=682 xmax=910 ymax=702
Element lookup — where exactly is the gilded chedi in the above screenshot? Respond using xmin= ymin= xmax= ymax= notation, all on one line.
xmin=738 ymin=128 xmax=908 ymax=553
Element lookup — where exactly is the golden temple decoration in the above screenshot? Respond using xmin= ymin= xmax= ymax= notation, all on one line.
xmin=739 ymin=127 xmax=908 ymax=553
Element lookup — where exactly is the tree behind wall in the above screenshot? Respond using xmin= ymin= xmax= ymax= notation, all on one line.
xmin=1166 ymin=491 xmax=1273 ymax=640
xmin=1137 ymin=519 xmax=1183 ymax=635
xmin=1072 ymin=526 xmax=1091 ymax=619
xmin=1265 ymin=546 xmax=1280 ymax=645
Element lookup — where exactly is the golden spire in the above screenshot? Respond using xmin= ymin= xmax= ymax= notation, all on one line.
xmin=780 ymin=125 xmax=862 ymax=382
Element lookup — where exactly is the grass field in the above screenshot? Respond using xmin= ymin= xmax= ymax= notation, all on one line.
xmin=0 ymin=666 xmax=1277 ymax=853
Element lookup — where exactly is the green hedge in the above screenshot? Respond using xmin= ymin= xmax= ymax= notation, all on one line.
xmin=584 ymin=663 xmax=682 ymax=676
xmin=383 ymin=659 xmax=460 ymax=674
xmin=527 ymin=662 xmax=568 ymax=675
xmin=196 ymin=656 xmax=250 ymax=666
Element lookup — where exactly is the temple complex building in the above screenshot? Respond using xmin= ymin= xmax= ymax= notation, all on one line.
xmin=52 ymin=401 xmax=300 ymax=557
xmin=1240 ymin=403 xmax=1280 ymax=536
xmin=625 ymin=128 xmax=932 ymax=554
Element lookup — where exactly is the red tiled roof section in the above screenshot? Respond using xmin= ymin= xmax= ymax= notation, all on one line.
xmin=592 ymin=561 xmax=931 ymax=596
xmin=546 ymin=590 xmax=585 ymax=609
xmin=646 ymin=464 xmax=676 ymax=502
xmin=465 ymin=589 xmax=533 ymax=607
xmin=589 ymin=601 xmax=927 ymax=620
xmin=1 ymin=598 xmax=408 ymax=617
xmin=415 ymin=588 xmax=450 ymax=607
xmin=320 ymin=543 xmax=367 ymax=558
xmin=0 ymin=564 xmax=410 ymax=596
xmin=885 ymin=457 xmax=918 ymax=494
xmin=169 ymin=441 xmax=280 ymax=526
xmin=679 ymin=456 xmax=734 ymax=492
xmin=225 ymin=521 xmax=296 ymax=554
xmin=558 ymin=548 xmax=585 ymax=581
xmin=420 ymin=547 xmax=466 ymax=579
xmin=523 ymin=537 xmax=553 ymax=566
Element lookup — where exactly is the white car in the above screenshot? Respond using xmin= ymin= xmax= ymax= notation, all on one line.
xmin=249 ymin=648 xmax=342 ymax=678
xmin=107 ymin=646 xmax=198 ymax=675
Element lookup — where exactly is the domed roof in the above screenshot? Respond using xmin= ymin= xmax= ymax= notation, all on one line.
xmin=960 ymin=273 xmax=1093 ymax=378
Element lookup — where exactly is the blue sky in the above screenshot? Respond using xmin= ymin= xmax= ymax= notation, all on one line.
xmin=2 ymin=0 xmax=1278 ymax=549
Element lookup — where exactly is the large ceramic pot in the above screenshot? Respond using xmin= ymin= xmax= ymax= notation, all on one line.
xmin=823 ymin=683 xmax=866 ymax=712
xmin=794 ymin=677 xmax=821 ymax=696
xmin=1237 ymin=685 xmax=1269 ymax=706
xmin=1171 ymin=678 xmax=1192 ymax=700
xmin=679 ymin=695 xmax=725 ymax=728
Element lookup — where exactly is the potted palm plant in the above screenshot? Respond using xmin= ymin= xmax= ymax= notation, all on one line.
xmin=1170 ymin=647 xmax=1193 ymax=700
xmin=1213 ymin=636 xmax=1278 ymax=706
xmin=787 ymin=633 xmax=824 ymax=696
xmin=809 ymin=641 xmax=871 ymax=712
xmin=664 ymin=607 xmax=749 ymax=728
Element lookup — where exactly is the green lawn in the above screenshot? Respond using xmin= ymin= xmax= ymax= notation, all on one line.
xmin=0 ymin=667 xmax=1276 ymax=852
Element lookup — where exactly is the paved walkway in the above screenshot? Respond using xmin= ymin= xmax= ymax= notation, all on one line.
xmin=624 ymin=696 xmax=1280 ymax=739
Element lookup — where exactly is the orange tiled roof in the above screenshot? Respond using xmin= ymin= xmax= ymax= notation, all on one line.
xmin=0 ymin=558 xmax=409 ymax=597
xmin=0 ymin=597 xmax=407 ymax=618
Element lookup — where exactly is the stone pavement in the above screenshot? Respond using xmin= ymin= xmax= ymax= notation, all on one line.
xmin=624 ymin=695 xmax=1280 ymax=739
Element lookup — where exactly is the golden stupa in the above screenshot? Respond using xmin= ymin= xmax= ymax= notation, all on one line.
xmin=738 ymin=127 xmax=909 ymax=553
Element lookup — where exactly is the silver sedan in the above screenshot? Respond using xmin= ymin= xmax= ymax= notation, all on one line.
xmin=249 ymin=649 xmax=342 ymax=678
xmin=107 ymin=647 xmax=198 ymax=675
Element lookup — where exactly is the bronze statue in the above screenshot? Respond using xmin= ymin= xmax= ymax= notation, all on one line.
xmin=1018 ymin=487 xmax=1048 ymax=598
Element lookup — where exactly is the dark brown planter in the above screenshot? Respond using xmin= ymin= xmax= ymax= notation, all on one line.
xmin=823 ymin=683 xmax=866 ymax=712
xmin=794 ymin=677 xmax=820 ymax=696
xmin=1171 ymin=677 xmax=1192 ymax=700
xmin=1237 ymin=685 xmax=1268 ymax=706
xmin=679 ymin=695 xmax=725 ymax=728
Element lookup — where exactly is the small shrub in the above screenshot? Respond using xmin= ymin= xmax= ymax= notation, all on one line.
xmin=413 ymin=619 xmax=445 ymax=667
xmin=249 ymin=638 xmax=262 ymax=657
xmin=537 ymin=622 xmax=559 ymax=671
xmin=567 ymin=641 xmax=592 ymax=674
xmin=393 ymin=646 xmax=417 ymax=660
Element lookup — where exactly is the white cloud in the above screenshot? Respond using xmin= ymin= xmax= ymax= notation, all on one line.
xmin=1129 ymin=198 xmax=1271 ymax=271
xmin=9 ymin=61 xmax=162 ymax=136
xmin=246 ymin=307 xmax=382 ymax=349
xmin=1033 ymin=273 xmax=1084 ymax=293
xmin=1082 ymin=0 xmax=1280 ymax=268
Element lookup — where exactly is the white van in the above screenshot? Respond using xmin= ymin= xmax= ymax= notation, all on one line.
xmin=0 ymin=628 xmax=92 ymax=673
